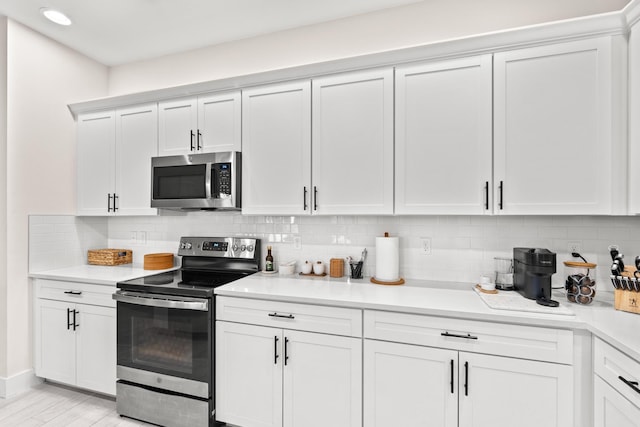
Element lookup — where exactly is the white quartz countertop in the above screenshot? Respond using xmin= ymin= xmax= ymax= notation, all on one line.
xmin=215 ymin=273 xmax=640 ymax=362
xmin=29 ymin=264 xmax=178 ymax=286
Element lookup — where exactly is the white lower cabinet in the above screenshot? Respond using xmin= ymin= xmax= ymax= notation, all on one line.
xmin=593 ymin=338 xmax=640 ymax=427
xmin=34 ymin=279 xmax=116 ymax=395
xmin=216 ymin=297 xmax=362 ymax=427
xmin=363 ymin=310 xmax=574 ymax=427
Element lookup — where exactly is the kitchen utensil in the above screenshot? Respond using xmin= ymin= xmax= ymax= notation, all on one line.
xmin=350 ymin=261 xmax=364 ymax=279
xmin=610 ymin=275 xmax=619 ymax=289
xmin=494 ymin=257 xmax=514 ymax=290
xmin=609 ymin=245 xmax=620 ymax=261
xmin=635 ymin=255 xmax=640 ymax=271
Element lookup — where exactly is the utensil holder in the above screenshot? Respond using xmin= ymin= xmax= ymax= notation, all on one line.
xmin=350 ymin=261 xmax=363 ymax=279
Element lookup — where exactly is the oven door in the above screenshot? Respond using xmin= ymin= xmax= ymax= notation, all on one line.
xmin=114 ymin=290 xmax=212 ymax=387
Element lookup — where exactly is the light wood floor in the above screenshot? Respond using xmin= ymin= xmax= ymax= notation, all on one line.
xmin=0 ymin=382 xmax=155 ymax=426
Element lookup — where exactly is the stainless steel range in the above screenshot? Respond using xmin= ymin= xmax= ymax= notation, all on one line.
xmin=113 ymin=236 xmax=260 ymax=427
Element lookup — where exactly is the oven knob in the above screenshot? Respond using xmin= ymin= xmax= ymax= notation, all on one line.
xmin=232 ymin=244 xmax=239 ymax=251
xmin=247 ymin=245 xmax=254 ymax=252
xmin=183 ymin=242 xmax=192 ymax=250
xmin=241 ymin=245 xmax=246 ymax=251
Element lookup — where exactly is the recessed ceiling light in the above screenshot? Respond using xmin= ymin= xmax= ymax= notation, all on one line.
xmin=40 ymin=8 xmax=72 ymax=26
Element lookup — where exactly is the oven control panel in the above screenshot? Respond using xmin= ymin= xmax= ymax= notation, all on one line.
xmin=178 ymin=236 xmax=258 ymax=259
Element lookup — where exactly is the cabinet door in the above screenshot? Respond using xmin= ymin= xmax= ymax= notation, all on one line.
xmin=364 ymin=340 xmax=457 ymax=427
xmin=312 ymin=69 xmax=393 ymax=215
xmin=458 ymin=352 xmax=573 ymax=427
xmin=115 ymin=103 xmax=158 ymax=216
xmin=283 ymin=331 xmax=362 ymax=427
xmin=494 ymin=38 xmax=618 ymax=214
xmin=75 ymin=304 xmax=116 ymax=395
xmin=395 ymin=56 xmax=492 ymax=214
xmin=629 ymin=21 xmax=640 ymax=213
xmin=77 ymin=111 xmax=115 ymax=215
xmin=216 ymin=321 xmax=283 ymax=427
xmin=35 ymin=299 xmax=76 ymax=385
xmin=197 ymin=92 xmax=241 ymax=153
xmin=158 ymin=97 xmax=198 ymax=156
xmin=594 ymin=376 xmax=640 ymax=427
xmin=242 ymin=81 xmax=311 ymax=215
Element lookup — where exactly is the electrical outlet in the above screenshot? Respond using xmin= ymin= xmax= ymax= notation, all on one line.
xmin=293 ymin=236 xmax=301 ymax=250
xmin=568 ymin=241 xmax=582 ymax=254
xmin=130 ymin=231 xmax=137 ymax=245
xmin=137 ymin=231 xmax=147 ymax=245
xmin=420 ymin=237 xmax=432 ymax=255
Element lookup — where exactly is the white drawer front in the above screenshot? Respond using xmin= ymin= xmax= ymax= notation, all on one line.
xmin=594 ymin=338 xmax=640 ymax=408
xmin=35 ymin=279 xmax=116 ymax=308
xmin=364 ymin=310 xmax=573 ymax=364
xmin=216 ymin=296 xmax=362 ymax=337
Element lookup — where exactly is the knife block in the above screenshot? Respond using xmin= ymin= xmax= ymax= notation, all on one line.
xmin=614 ymin=289 xmax=640 ymax=314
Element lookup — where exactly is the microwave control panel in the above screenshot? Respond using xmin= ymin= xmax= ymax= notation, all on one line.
xmin=212 ymin=162 xmax=232 ymax=196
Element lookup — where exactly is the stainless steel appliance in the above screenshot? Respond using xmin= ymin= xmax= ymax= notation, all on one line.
xmin=513 ymin=247 xmax=559 ymax=307
xmin=113 ymin=236 xmax=260 ymax=427
xmin=151 ymin=152 xmax=241 ymax=210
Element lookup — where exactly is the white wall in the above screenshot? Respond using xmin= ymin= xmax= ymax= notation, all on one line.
xmin=2 ymin=20 xmax=108 ymax=380
xmin=108 ymin=0 xmax=628 ymax=95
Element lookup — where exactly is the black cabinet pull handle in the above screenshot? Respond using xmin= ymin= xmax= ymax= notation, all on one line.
xmin=73 ymin=310 xmax=79 ymax=331
xmin=274 ymin=336 xmax=279 ymax=365
xmin=197 ymin=129 xmax=202 ymax=150
xmin=464 ymin=361 xmax=469 ymax=396
xmin=107 ymin=194 xmax=113 ymax=212
xmin=66 ymin=308 xmax=72 ymax=330
xmin=313 ymin=186 xmax=318 ymax=211
xmin=450 ymin=359 xmax=454 ymax=394
xmin=64 ymin=291 xmax=82 ymax=295
xmin=284 ymin=337 xmax=289 ymax=366
xmin=190 ymin=130 xmax=195 ymax=151
xmin=498 ymin=181 xmax=504 ymax=210
xmin=114 ymin=194 xmax=119 ymax=212
xmin=441 ymin=332 xmax=478 ymax=340
xmin=619 ymin=375 xmax=640 ymax=394
xmin=303 ymin=187 xmax=308 ymax=211
xmin=268 ymin=312 xmax=295 ymax=319
xmin=484 ymin=181 xmax=489 ymax=210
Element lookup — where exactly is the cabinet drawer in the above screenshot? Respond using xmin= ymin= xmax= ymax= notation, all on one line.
xmin=35 ymin=279 xmax=116 ymax=308
xmin=216 ymin=296 xmax=362 ymax=337
xmin=364 ymin=310 xmax=573 ymax=364
xmin=594 ymin=338 xmax=640 ymax=408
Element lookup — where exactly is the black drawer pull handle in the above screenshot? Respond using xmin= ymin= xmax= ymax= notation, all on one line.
xmin=464 ymin=361 xmax=469 ymax=396
xmin=274 ymin=336 xmax=279 ymax=365
xmin=64 ymin=291 xmax=82 ymax=295
xmin=268 ymin=313 xmax=295 ymax=319
xmin=441 ymin=332 xmax=478 ymax=340
xmin=619 ymin=376 xmax=640 ymax=394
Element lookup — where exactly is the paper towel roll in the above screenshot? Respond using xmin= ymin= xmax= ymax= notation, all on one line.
xmin=375 ymin=235 xmax=400 ymax=282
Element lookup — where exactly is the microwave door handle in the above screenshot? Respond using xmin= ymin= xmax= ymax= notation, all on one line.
xmin=206 ymin=163 xmax=213 ymax=199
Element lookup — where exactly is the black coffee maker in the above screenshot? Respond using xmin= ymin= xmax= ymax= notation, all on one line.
xmin=513 ymin=248 xmax=559 ymax=307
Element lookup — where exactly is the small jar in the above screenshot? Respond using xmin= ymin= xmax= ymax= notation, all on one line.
xmin=564 ymin=261 xmax=597 ymax=305
xmin=313 ymin=261 xmax=325 ymax=275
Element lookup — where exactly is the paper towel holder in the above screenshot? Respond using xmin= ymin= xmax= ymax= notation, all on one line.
xmin=371 ymin=232 xmax=405 ymax=286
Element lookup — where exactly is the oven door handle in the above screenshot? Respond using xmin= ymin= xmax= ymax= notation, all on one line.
xmin=112 ymin=290 xmax=209 ymax=311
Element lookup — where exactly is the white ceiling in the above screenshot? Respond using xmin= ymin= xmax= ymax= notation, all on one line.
xmin=0 ymin=0 xmax=422 ymax=66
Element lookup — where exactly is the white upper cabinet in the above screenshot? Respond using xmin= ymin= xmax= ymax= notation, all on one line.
xmin=77 ymin=111 xmax=116 ymax=216
xmin=158 ymin=92 xmax=241 ymax=156
xmin=242 ymin=81 xmax=312 ymax=215
xmin=493 ymin=36 xmax=626 ymax=215
xmin=77 ymin=104 xmax=158 ymax=216
xmin=628 ymin=18 xmax=640 ymax=214
xmin=312 ymin=68 xmax=394 ymax=215
xmin=395 ymin=55 xmax=493 ymax=214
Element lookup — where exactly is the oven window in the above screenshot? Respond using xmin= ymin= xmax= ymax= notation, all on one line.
xmin=153 ymin=164 xmax=206 ymax=199
xmin=117 ymin=301 xmax=211 ymax=383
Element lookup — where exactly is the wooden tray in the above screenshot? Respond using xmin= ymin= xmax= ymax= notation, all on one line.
xmin=475 ymin=284 xmax=498 ymax=294
xmin=88 ymin=249 xmax=132 ymax=266
xmin=144 ymin=253 xmax=174 ymax=270
xmin=371 ymin=277 xmax=405 ymax=286
xmin=299 ymin=272 xmax=327 ymax=277
xmin=614 ymin=288 xmax=640 ymax=314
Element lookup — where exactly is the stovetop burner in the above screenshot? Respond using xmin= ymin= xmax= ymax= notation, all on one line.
xmin=117 ymin=237 xmax=261 ymax=298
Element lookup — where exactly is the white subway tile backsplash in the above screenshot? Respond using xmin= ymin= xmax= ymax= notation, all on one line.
xmin=28 ymin=213 xmax=640 ymax=290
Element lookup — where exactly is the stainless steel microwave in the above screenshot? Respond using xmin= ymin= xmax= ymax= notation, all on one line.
xmin=151 ymin=152 xmax=241 ymax=210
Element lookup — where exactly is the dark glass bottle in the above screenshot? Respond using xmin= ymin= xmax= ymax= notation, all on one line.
xmin=265 ymin=246 xmax=274 ymax=272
